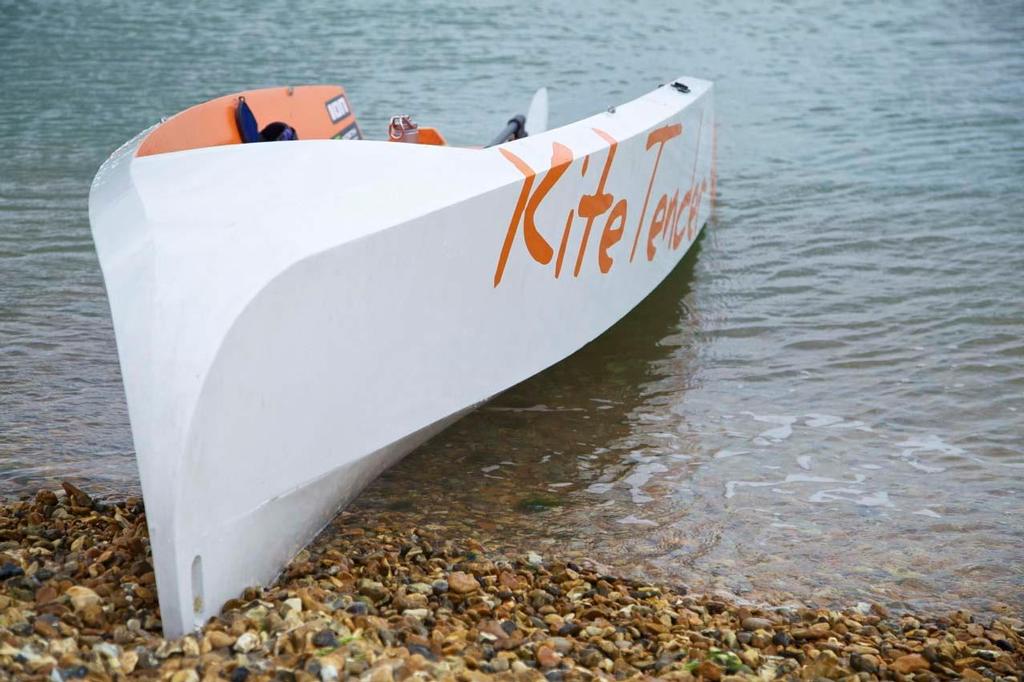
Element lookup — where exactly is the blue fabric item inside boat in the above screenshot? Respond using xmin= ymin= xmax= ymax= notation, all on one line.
xmin=235 ymin=98 xmax=260 ymax=144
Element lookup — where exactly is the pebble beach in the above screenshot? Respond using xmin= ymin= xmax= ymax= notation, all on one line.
xmin=0 ymin=484 xmax=1020 ymax=680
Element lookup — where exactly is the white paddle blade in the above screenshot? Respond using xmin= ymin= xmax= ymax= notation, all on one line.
xmin=525 ymin=87 xmax=549 ymax=136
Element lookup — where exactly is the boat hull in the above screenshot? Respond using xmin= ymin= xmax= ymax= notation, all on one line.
xmin=89 ymin=77 xmax=715 ymax=636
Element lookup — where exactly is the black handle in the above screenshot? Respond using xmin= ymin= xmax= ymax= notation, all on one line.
xmin=486 ymin=114 xmax=527 ymax=147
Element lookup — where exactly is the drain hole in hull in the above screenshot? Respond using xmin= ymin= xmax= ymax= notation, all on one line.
xmin=191 ymin=554 xmax=204 ymax=617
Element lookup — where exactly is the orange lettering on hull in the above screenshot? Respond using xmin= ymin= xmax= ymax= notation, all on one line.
xmin=494 ymin=150 xmax=535 ymax=287
xmin=494 ymin=120 xmax=706 ymax=286
xmin=493 ymin=144 xmax=573 ymax=287
xmin=646 ymin=194 xmax=668 ymax=261
xmin=555 ymin=209 xmax=575 ymax=278
xmin=599 ymin=199 xmax=627 ymax=273
xmin=574 ymin=129 xmax=619 ymax=278
xmin=524 ymin=143 xmax=573 ymax=265
xmin=629 ymin=123 xmax=682 ymax=262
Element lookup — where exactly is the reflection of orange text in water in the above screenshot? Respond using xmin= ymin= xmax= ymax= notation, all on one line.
xmin=493 ymin=122 xmax=705 ymax=287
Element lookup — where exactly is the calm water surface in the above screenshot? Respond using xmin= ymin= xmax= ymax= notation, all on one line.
xmin=2 ymin=1 xmax=1022 ymax=616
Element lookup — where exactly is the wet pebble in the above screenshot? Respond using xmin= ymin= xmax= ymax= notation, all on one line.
xmin=233 ymin=631 xmax=259 ymax=653
xmin=741 ymin=615 xmax=773 ymax=631
xmin=312 ymin=629 xmax=337 ymax=648
xmin=772 ymin=630 xmax=794 ymax=647
xmin=345 ymin=600 xmax=369 ymax=615
xmin=447 ymin=571 xmax=479 ymax=594
xmin=0 ymin=562 xmax=24 ymax=580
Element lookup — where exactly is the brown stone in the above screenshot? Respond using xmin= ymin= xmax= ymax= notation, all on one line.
xmin=205 ymin=630 xmax=236 ymax=649
xmin=120 ymin=650 xmax=139 ymax=674
xmin=170 ymin=669 xmax=199 ymax=682
xmin=368 ymin=664 xmax=393 ymax=682
xmin=80 ymin=603 xmax=104 ymax=627
xmin=66 ymin=585 xmax=101 ymax=612
xmin=891 ymin=653 xmax=930 ymax=674
xmin=448 ymin=571 xmax=480 ymax=594
xmin=695 ymin=660 xmax=722 ymax=681
xmin=792 ymin=622 xmax=830 ymax=640
xmin=741 ymin=617 xmax=773 ymax=631
xmin=578 ymin=648 xmax=603 ymax=668
xmin=850 ymin=652 xmax=879 ymax=674
xmin=35 ymin=584 xmax=59 ymax=604
xmin=739 ymin=648 xmax=761 ymax=668
xmin=536 ymin=644 xmax=561 ymax=668
xmin=807 ymin=650 xmax=840 ymax=677
xmin=749 ymin=630 xmax=772 ymax=648
xmin=398 ymin=591 xmax=428 ymax=609
xmin=61 ymin=482 xmax=93 ymax=508
xmin=33 ymin=618 xmax=60 ymax=638
xmin=498 ymin=571 xmax=520 ymax=590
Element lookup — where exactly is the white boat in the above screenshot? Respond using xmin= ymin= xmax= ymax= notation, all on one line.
xmin=89 ymin=78 xmax=716 ymax=637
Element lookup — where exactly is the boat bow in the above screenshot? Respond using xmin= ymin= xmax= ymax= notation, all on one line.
xmin=90 ymin=78 xmax=715 ymax=636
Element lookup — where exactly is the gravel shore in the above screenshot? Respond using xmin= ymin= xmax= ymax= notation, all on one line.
xmin=0 ymin=484 xmax=1020 ymax=680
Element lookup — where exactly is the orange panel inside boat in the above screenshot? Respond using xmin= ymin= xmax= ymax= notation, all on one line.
xmin=137 ymin=85 xmax=361 ymax=157
xmin=414 ymin=127 xmax=447 ymax=146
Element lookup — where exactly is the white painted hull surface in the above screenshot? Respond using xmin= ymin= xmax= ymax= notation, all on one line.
xmin=89 ymin=78 xmax=715 ymax=636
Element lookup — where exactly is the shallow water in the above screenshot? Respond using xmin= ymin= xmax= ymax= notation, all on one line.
xmin=1 ymin=1 xmax=1022 ymax=615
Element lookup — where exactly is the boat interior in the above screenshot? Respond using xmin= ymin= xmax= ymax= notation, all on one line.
xmin=137 ymin=85 xmax=467 ymax=158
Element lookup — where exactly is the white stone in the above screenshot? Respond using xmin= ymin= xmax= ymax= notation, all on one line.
xmin=66 ymin=585 xmax=101 ymax=612
xmin=233 ymin=631 xmax=259 ymax=653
